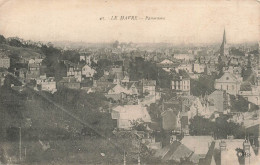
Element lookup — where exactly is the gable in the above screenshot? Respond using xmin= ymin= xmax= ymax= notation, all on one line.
xmin=216 ymin=72 xmax=239 ymax=83
xmin=160 ymin=59 xmax=174 ymax=64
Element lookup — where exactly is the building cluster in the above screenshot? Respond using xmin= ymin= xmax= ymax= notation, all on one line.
xmin=1 ymin=30 xmax=260 ymax=164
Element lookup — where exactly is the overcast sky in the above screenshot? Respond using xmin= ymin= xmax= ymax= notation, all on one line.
xmin=0 ymin=0 xmax=259 ymax=44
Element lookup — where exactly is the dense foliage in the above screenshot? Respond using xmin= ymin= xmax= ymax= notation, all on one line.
xmin=189 ymin=115 xmax=245 ymax=139
xmin=190 ymin=74 xmax=216 ymax=96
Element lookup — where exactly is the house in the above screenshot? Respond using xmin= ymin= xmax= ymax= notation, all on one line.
xmin=173 ymin=54 xmax=194 ymax=61
xmin=113 ymin=72 xmax=124 ymax=84
xmin=161 ymin=109 xmax=181 ymax=131
xmin=26 ymin=58 xmax=42 ymax=80
xmin=171 ymin=76 xmax=190 ymax=95
xmin=105 ymin=83 xmax=139 ymax=103
xmin=127 ymin=82 xmax=140 ymax=96
xmin=0 ymin=72 xmax=5 ymax=86
xmin=18 ymin=68 xmax=27 ymax=79
xmin=157 ymin=59 xmax=179 ymax=72
xmin=66 ymin=63 xmax=83 ymax=82
xmin=176 ymin=63 xmax=193 ymax=73
xmin=154 ymin=141 xmax=194 ymax=163
xmin=110 ymin=65 xmax=123 ymax=74
xmin=26 ymin=63 xmax=41 ymax=80
xmin=215 ymin=71 xmax=243 ymax=95
xmin=206 ymin=63 xmax=217 ymax=75
xmin=121 ymin=72 xmax=130 ymax=84
xmin=58 ymin=77 xmax=81 ymax=89
xmin=216 ymin=139 xmax=259 ymax=165
xmin=142 ymin=79 xmax=156 ymax=96
xmin=81 ymin=64 xmax=96 ymax=78
xmin=36 ymin=75 xmax=57 ymax=93
xmin=238 ymin=86 xmax=260 ymax=106
xmin=207 ymin=90 xmax=228 ymax=113
xmin=155 ymin=137 xmax=215 ymax=164
xmin=0 ymin=53 xmax=10 ymax=69
xmin=80 ymin=54 xmax=91 ymax=65
xmin=193 ymin=63 xmax=206 ymax=73
xmin=181 ymin=136 xmax=214 ymax=164
xmin=28 ymin=58 xmax=43 ymax=65
xmin=105 ymin=83 xmax=129 ymax=101
xmin=111 ymin=104 xmax=151 ymax=129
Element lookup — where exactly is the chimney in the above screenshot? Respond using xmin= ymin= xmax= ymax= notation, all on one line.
xmin=243 ymin=140 xmax=250 ymax=152
xmin=243 ymin=140 xmax=251 ymax=165
xmin=219 ymin=140 xmax=226 ymax=151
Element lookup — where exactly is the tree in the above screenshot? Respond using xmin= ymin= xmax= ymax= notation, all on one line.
xmin=0 ymin=35 xmax=6 ymax=44
xmin=189 ymin=116 xmax=213 ymax=136
xmin=190 ymin=74 xmax=216 ymax=96
xmin=130 ymin=119 xmax=147 ymax=131
xmin=112 ymin=40 xmax=119 ymax=48
xmin=9 ymin=38 xmax=23 ymax=47
xmin=214 ymin=116 xmax=245 ymax=139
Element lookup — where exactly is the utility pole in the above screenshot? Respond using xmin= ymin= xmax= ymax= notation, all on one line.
xmin=19 ymin=127 xmax=22 ymax=162
xmin=138 ymin=154 xmax=140 ymax=165
xmin=123 ymin=150 xmax=126 ymax=165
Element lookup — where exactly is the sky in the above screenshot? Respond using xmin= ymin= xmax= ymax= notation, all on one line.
xmin=0 ymin=0 xmax=259 ymax=44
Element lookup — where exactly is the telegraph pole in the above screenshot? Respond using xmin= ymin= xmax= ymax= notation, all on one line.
xmin=19 ymin=127 xmax=22 ymax=161
xmin=123 ymin=150 xmax=126 ymax=165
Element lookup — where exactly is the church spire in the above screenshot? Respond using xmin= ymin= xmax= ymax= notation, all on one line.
xmin=220 ymin=29 xmax=228 ymax=56
xmin=222 ymin=29 xmax=226 ymax=45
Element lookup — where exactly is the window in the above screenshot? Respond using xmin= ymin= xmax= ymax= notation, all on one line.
xmin=227 ymin=85 xmax=229 ymax=90
xmin=226 ymin=77 xmax=229 ymax=80
xmin=232 ymin=85 xmax=234 ymax=90
xmin=221 ymin=85 xmax=222 ymax=90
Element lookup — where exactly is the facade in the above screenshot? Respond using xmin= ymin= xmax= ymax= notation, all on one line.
xmin=193 ymin=63 xmax=206 ymax=73
xmin=67 ymin=64 xmax=83 ymax=82
xmin=111 ymin=104 xmax=151 ymax=129
xmin=217 ymin=139 xmax=258 ymax=165
xmin=238 ymin=86 xmax=260 ymax=106
xmin=176 ymin=63 xmax=193 ymax=73
xmin=208 ymin=90 xmax=228 ymax=113
xmin=215 ymin=71 xmax=242 ymax=95
xmin=142 ymin=79 xmax=156 ymax=96
xmin=80 ymin=55 xmax=91 ymax=65
xmin=58 ymin=77 xmax=81 ymax=89
xmin=37 ymin=75 xmax=57 ymax=93
xmin=0 ymin=54 xmax=10 ymax=69
xmin=81 ymin=64 xmax=96 ymax=77
xmin=161 ymin=109 xmax=181 ymax=131
xmin=171 ymin=76 xmax=190 ymax=95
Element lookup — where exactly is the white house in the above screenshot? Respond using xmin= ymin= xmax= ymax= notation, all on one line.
xmin=171 ymin=76 xmax=190 ymax=95
xmin=215 ymin=71 xmax=242 ymax=95
xmin=36 ymin=75 xmax=56 ymax=93
xmin=142 ymin=79 xmax=156 ymax=96
xmin=28 ymin=58 xmax=43 ymax=64
xmin=239 ymin=86 xmax=260 ymax=106
xmin=81 ymin=64 xmax=96 ymax=77
xmin=111 ymin=104 xmax=151 ymax=129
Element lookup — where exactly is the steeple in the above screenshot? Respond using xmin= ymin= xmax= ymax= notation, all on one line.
xmin=222 ymin=29 xmax=226 ymax=45
xmin=220 ymin=29 xmax=228 ymax=56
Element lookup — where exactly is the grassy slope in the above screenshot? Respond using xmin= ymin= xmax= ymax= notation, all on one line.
xmin=0 ymin=44 xmax=44 ymax=59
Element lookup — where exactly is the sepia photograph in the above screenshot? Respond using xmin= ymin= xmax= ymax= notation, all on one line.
xmin=0 ymin=0 xmax=259 ymax=164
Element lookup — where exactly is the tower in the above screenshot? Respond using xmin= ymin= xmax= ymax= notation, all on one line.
xmin=220 ymin=29 xmax=229 ymax=56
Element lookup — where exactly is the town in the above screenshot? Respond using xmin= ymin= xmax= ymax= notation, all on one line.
xmin=0 ymin=29 xmax=259 ymax=164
